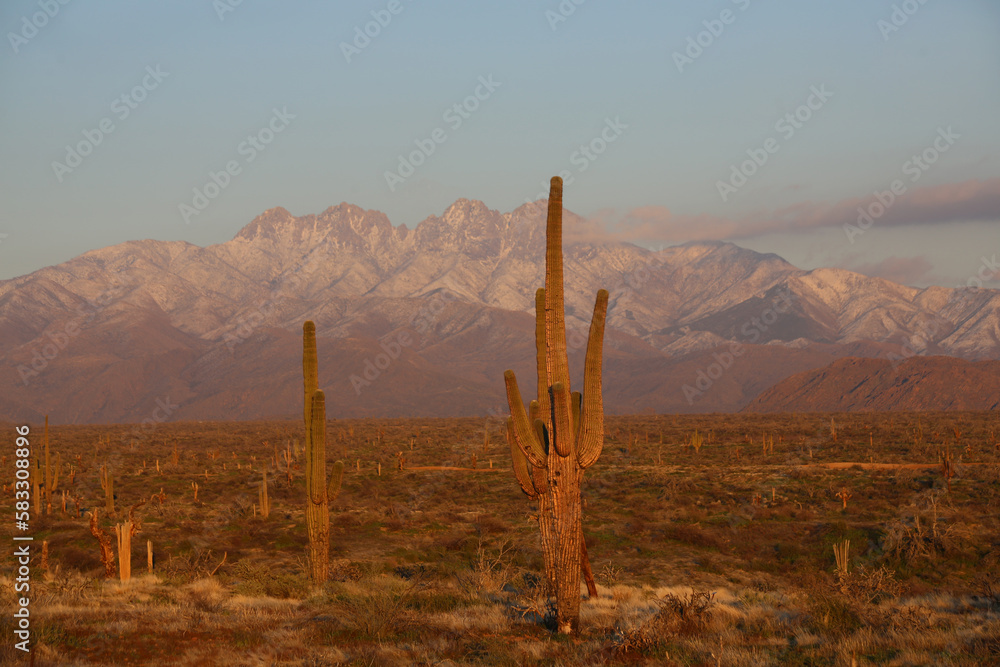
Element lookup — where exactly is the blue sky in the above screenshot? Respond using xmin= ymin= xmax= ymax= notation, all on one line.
xmin=1 ymin=0 xmax=998 ymax=287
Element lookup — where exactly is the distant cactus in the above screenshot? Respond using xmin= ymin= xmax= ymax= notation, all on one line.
xmin=100 ymin=464 xmax=115 ymax=515
xmin=43 ymin=415 xmax=60 ymax=515
xmin=259 ymin=469 xmax=271 ymax=519
xmin=504 ymin=176 xmax=609 ymax=635
xmin=303 ymin=321 xmax=344 ymax=586
xmin=31 ymin=457 xmax=41 ymax=516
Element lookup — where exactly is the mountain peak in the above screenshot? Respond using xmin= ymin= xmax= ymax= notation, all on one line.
xmin=232 ymin=203 xmax=400 ymax=247
xmin=441 ymin=199 xmax=494 ymax=226
xmin=233 ymin=206 xmax=296 ymax=241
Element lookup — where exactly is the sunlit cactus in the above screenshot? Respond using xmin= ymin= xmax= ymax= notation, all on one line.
xmin=302 ymin=320 xmax=344 ymax=586
xmin=504 ymin=176 xmax=609 ymax=635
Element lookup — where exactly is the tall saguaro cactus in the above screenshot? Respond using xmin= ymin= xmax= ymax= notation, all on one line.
xmin=504 ymin=176 xmax=609 ymax=635
xmin=302 ymin=321 xmax=345 ymax=586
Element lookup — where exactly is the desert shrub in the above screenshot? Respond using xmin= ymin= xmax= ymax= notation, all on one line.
xmin=455 ymin=537 xmax=515 ymax=598
xmin=331 ymin=575 xmax=427 ymax=640
xmin=503 ymin=571 xmax=555 ymax=628
xmin=881 ymin=491 xmax=977 ymax=564
xmin=231 ymin=560 xmax=309 ymax=599
xmin=839 ymin=564 xmax=904 ymax=606
xmin=654 ymin=590 xmax=717 ymax=635
xmin=328 ymin=559 xmax=364 ymax=582
xmin=808 ymin=595 xmax=864 ymax=636
xmin=598 ymin=562 xmax=623 ymax=587
xmin=613 ymin=589 xmax=717 ymax=655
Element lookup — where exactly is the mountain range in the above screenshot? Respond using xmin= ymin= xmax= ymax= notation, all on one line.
xmin=2 ymin=198 xmax=998 ymax=424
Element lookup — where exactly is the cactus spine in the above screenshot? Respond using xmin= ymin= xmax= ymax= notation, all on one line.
xmin=303 ymin=321 xmax=344 ymax=586
xmin=504 ymin=176 xmax=609 ymax=635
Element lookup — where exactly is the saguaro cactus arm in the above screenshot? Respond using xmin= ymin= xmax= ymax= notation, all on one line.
xmin=534 ymin=288 xmax=550 ymax=424
xmin=509 ymin=417 xmax=539 ymax=499
xmin=504 ymin=371 xmax=547 ymax=468
xmin=578 ymin=288 xmax=609 ymax=469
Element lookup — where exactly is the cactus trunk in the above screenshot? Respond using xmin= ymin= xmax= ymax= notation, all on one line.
xmin=303 ymin=321 xmax=318 ymax=427
xmin=259 ymin=469 xmax=271 ymax=519
xmin=504 ymin=176 xmax=608 ymax=635
xmin=302 ymin=321 xmax=343 ymax=587
xmin=306 ymin=389 xmax=330 ymax=584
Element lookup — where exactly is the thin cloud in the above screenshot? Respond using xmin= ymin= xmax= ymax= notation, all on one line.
xmin=600 ymin=177 xmax=1000 ymax=243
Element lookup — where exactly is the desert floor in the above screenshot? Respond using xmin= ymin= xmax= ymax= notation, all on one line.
xmin=2 ymin=412 xmax=998 ymax=666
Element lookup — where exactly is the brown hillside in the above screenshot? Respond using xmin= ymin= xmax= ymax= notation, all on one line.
xmin=744 ymin=355 xmax=1000 ymax=412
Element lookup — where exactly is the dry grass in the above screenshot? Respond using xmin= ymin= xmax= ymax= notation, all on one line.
xmin=0 ymin=411 xmax=998 ymax=664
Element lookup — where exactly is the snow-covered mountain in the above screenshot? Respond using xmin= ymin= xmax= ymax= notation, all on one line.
xmin=2 ymin=199 xmax=998 ymax=423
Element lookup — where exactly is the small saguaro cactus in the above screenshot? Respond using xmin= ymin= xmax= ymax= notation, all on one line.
xmin=939 ymin=446 xmax=956 ymax=493
xmin=504 ymin=176 xmax=609 ymax=635
xmin=43 ymin=416 xmax=60 ymax=515
xmin=303 ymin=321 xmax=345 ymax=586
xmin=100 ymin=464 xmax=115 ymax=515
xmin=32 ymin=457 xmax=42 ymax=516
xmin=259 ymin=469 xmax=271 ymax=519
